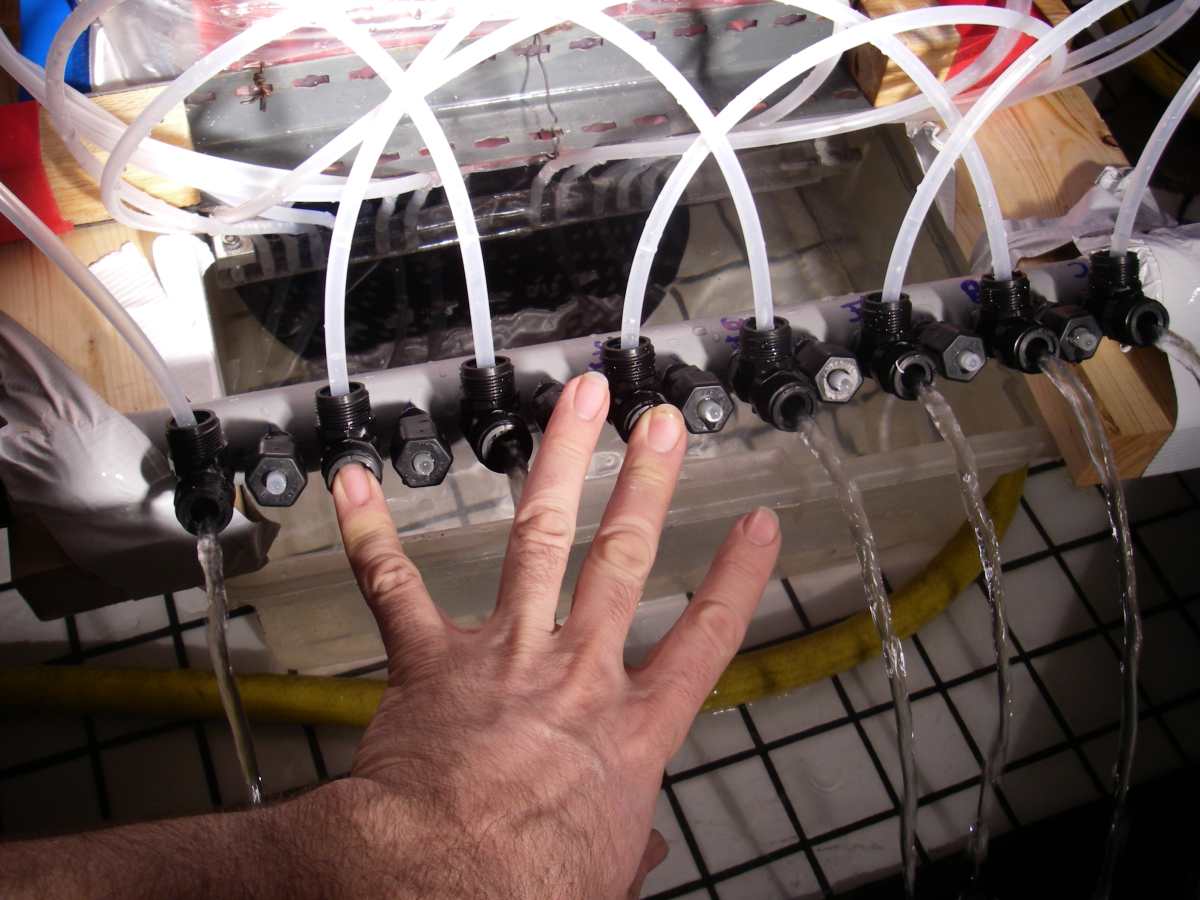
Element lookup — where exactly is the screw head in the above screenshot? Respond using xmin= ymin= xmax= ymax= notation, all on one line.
xmin=958 ymin=349 xmax=985 ymax=373
xmin=1068 ymin=327 xmax=1099 ymax=353
xmin=392 ymin=408 xmax=454 ymax=488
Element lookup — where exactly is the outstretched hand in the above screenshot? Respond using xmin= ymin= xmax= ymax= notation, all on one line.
xmin=329 ymin=371 xmax=781 ymax=898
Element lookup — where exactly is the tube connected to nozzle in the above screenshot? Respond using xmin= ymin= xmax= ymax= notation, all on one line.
xmin=730 ymin=317 xmax=819 ymax=431
xmin=602 ymin=337 xmax=667 ymax=442
xmin=166 ymin=409 xmax=235 ymax=536
xmin=855 ymin=295 xmax=937 ymax=400
xmin=1086 ymin=250 xmax=1169 ymax=347
xmin=460 ymin=357 xmax=533 ymax=474
xmin=976 ymin=273 xmax=1059 ymax=373
xmin=316 ymin=382 xmax=384 ymax=489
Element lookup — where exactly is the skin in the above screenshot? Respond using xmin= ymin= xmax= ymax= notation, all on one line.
xmin=0 ymin=372 xmax=781 ymax=899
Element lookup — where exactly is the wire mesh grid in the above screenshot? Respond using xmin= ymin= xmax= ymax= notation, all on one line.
xmin=1 ymin=462 xmax=1198 ymax=897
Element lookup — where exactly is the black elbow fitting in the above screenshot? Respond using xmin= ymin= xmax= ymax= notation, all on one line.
xmin=855 ymin=294 xmax=937 ymax=400
xmin=167 ymin=409 xmax=235 ymax=535
xmin=391 ymin=406 xmax=453 ymax=488
xmin=793 ymin=337 xmax=863 ymax=403
xmin=530 ymin=380 xmax=565 ymax=433
xmin=1086 ymin=250 xmax=1169 ymax=348
xmin=602 ymin=337 xmax=667 ymax=442
xmin=662 ymin=362 xmax=734 ymax=434
xmin=246 ymin=428 xmax=307 ymax=508
xmin=460 ymin=357 xmax=533 ymax=474
xmin=730 ymin=317 xmax=819 ymax=431
xmin=976 ymin=273 xmax=1059 ymax=374
xmin=316 ymin=382 xmax=384 ymax=490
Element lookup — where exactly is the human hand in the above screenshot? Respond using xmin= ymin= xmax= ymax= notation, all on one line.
xmin=326 ymin=372 xmax=781 ymax=899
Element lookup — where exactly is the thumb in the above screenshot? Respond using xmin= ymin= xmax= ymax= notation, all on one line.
xmin=626 ymin=829 xmax=669 ymax=899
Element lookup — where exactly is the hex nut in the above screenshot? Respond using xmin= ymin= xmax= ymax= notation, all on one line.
xmin=247 ymin=430 xmax=307 ymax=508
xmin=662 ymin=364 xmax=733 ymax=434
xmin=913 ymin=322 xmax=987 ymax=382
xmin=391 ymin=407 xmax=453 ymax=488
xmin=794 ymin=339 xmax=863 ymax=403
xmin=1036 ymin=304 xmax=1103 ymax=363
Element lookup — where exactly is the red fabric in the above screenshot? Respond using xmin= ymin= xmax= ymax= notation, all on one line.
xmin=943 ymin=0 xmax=1050 ymax=93
xmin=0 ymin=101 xmax=73 ymax=245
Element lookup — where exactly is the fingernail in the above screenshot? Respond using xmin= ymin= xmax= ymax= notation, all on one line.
xmin=744 ymin=507 xmax=779 ymax=546
xmin=574 ymin=371 xmax=609 ymax=421
xmin=335 ymin=463 xmax=373 ymax=508
xmin=646 ymin=405 xmax=683 ymax=453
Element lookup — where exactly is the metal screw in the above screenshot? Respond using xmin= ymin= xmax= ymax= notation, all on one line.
xmin=826 ymin=369 xmax=855 ymax=395
xmin=221 ymin=234 xmax=240 ymax=250
xmin=411 ymin=450 xmax=437 ymax=477
xmin=1069 ymin=327 xmax=1099 ymax=353
xmin=697 ymin=398 xmax=725 ymax=426
xmin=957 ymin=350 xmax=985 ymax=373
xmin=264 ymin=469 xmax=289 ymax=496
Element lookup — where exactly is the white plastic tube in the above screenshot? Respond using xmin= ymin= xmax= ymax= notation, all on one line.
xmin=881 ymin=0 xmax=1134 ymax=302
xmin=314 ymin=6 xmax=491 ymax=392
xmin=622 ymin=2 xmax=1041 ymax=335
xmin=0 ymin=181 xmax=194 ymax=426
xmin=1112 ymin=58 xmax=1200 ymax=255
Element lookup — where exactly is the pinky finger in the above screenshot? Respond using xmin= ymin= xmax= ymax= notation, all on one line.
xmin=634 ymin=507 xmax=780 ymax=751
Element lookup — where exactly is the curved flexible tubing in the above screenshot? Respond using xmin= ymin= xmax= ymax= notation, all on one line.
xmin=310 ymin=6 xmax=492 ymax=390
xmin=622 ymin=3 xmax=1046 ymax=337
xmin=881 ymin=0 xmax=1135 ymax=301
xmin=0 ymin=181 xmax=194 ymax=426
xmin=1111 ymin=57 xmax=1200 ymax=255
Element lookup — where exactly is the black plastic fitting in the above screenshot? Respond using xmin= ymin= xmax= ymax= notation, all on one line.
xmin=1036 ymin=304 xmax=1103 ymax=364
xmin=166 ymin=409 xmax=235 ymax=535
xmin=729 ymin=317 xmax=820 ymax=431
xmin=976 ymin=272 xmax=1059 ymax=374
xmin=602 ymin=336 xmax=666 ymax=442
xmin=912 ymin=319 xmax=987 ymax=382
xmin=460 ymin=357 xmax=534 ymax=474
xmin=1086 ymin=250 xmax=1169 ymax=348
xmin=662 ymin=362 xmax=733 ymax=434
xmin=793 ymin=337 xmax=863 ymax=403
xmin=316 ymin=382 xmax=383 ymax=490
xmin=855 ymin=294 xmax=937 ymax=400
xmin=391 ymin=406 xmax=453 ymax=488
xmin=530 ymin=380 xmax=564 ymax=433
xmin=246 ymin=428 xmax=307 ymax=508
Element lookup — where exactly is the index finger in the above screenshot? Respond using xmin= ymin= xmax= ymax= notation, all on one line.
xmin=333 ymin=463 xmax=446 ymax=675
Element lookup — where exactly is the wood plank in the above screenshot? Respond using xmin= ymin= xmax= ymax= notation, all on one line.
xmin=38 ymin=87 xmax=201 ymax=227
xmin=0 ymin=221 xmax=162 ymax=414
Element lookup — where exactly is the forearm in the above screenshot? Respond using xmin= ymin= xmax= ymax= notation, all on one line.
xmin=0 ymin=779 xmax=413 ymax=899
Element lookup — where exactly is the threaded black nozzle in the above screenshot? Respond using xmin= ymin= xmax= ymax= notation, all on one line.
xmin=461 ymin=357 xmax=517 ymax=408
xmin=316 ymin=382 xmax=373 ymax=441
xmin=1090 ymin=250 xmax=1140 ymax=293
xmin=739 ymin=317 xmax=793 ymax=367
xmin=165 ymin=409 xmax=234 ymax=536
xmin=980 ymin=271 xmax=1033 ymax=319
xmin=860 ymin=293 xmax=912 ymax=338
xmin=166 ymin=409 xmax=225 ymax=475
xmin=602 ymin=337 xmax=657 ymax=389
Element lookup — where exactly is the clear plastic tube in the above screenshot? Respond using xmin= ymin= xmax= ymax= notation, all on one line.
xmin=881 ymin=0 xmax=1134 ymax=302
xmin=0 ymin=180 xmax=194 ymax=426
xmin=622 ymin=3 xmax=1043 ymax=338
xmin=1111 ymin=58 xmax=1200 ymax=255
xmin=316 ymin=6 xmax=492 ymax=391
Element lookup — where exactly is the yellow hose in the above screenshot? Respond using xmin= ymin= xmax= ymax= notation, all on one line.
xmin=0 ymin=469 xmax=1026 ymax=727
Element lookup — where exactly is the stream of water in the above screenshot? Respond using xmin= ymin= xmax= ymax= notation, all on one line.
xmin=916 ymin=383 xmax=1012 ymax=878
xmin=798 ymin=419 xmax=918 ymax=897
xmin=198 ymin=530 xmax=264 ymax=806
xmin=1157 ymin=330 xmax=1200 ymax=384
xmin=1038 ymin=356 xmax=1140 ymax=900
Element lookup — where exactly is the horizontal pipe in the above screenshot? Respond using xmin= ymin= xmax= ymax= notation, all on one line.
xmin=130 ymin=258 xmax=1092 ymax=468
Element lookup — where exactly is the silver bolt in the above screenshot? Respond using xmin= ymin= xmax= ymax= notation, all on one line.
xmin=957 ymin=350 xmax=985 ymax=374
xmin=411 ymin=450 xmax=437 ymax=477
xmin=1069 ymin=327 xmax=1099 ymax=353
xmin=264 ymin=469 xmax=289 ymax=496
xmin=826 ymin=368 xmax=856 ymax=396
xmin=697 ymin=397 xmax=725 ymax=426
